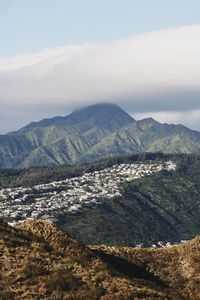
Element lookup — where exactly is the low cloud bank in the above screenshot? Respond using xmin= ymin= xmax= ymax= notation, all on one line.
xmin=0 ymin=24 xmax=200 ymax=132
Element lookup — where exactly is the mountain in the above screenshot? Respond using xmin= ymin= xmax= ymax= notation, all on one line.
xmin=59 ymin=154 xmax=200 ymax=246
xmin=92 ymin=235 xmax=200 ymax=300
xmin=18 ymin=103 xmax=134 ymax=133
xmin=1 ymin=153 xmax=200 ymax=247
xmin=0 ymin=103 xmax=200 ymax=168
xmin=0 ymin=218 xmax=199 ymax=299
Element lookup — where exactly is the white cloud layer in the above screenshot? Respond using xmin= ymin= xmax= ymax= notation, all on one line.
xmin=0 ymin=24 xmax=200 ymax=133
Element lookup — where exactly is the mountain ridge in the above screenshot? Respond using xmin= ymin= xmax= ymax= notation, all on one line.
xmin=1 ymin=103 xmax=200 ymax=168
xmin=0 ymin=218 xmax=199 ymax=299
xmin=17 ymin=103 xmax=135 ymax=133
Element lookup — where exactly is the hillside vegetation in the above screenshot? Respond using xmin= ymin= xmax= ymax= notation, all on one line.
xmin=1 ymin=153 xmax=200 ymax=247
xmin=1 ymin=219 xmax=199 ymax=299
xmin=0 ymin=103 xmax=200 ymax=168
xmin=59 ymin=154 xmax=200 ymax=245
xmin=91 ymin=236 xmax=200 ymax=300
xmin=0 ymin=152 xmax=172 ymax=188
xmin=61 ymin=170 xmax=200 ymax=246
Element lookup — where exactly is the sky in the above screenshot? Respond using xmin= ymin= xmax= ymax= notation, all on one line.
xmin=0 ymin=0 xmax=200 ymax=133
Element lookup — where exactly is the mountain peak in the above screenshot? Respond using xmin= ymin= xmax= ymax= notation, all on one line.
xmin=136 ymin=117 xmax=159 ymax=130
xmin=137 ymin=117 xmax=158 ymax=124
xmin=2 ymin=102 xmax=200 ymax=168
xmin=72 ymin=102 xmax=121 ymax=113
xmin=18 ymin=103 xmax=135 ymax=133
xmin=67 ymin=102 xmax=135 ymax=130
xmin=70 ymin=103 xmax=128 ymax=119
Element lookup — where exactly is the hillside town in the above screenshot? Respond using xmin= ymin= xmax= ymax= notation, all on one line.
xmin=0 ymin=161 xmax=176 ymax=228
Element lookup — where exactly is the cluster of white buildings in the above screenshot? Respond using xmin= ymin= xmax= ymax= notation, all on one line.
xmin=0 ymin=161 xmax=176 ymax=226
xmin=135 ymin=239 xmax=188 ymax=249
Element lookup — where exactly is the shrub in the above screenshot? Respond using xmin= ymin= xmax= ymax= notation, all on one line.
xmin=46 ymin=268 xmax=81 ymax=292
xmin=21 ymin=256 xmax=44 ymax=278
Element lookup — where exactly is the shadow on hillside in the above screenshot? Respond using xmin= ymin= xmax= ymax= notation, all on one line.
xmin=92 ymin=249 xmax=167 ymax=287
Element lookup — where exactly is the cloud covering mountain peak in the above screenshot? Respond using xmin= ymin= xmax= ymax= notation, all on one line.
xmin=0 ymin=24 xmax=200 ymax=133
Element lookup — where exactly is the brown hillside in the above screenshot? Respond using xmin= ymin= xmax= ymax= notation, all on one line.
xmin=92 ymin=237 xmax=200 ymax=300
xmin=0 ymin=219 xmax=198 ymax=299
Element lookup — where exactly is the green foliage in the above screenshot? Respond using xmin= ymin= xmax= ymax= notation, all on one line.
xmin=60 ymin=154 xmax=200 ymax=246
xmin=1 ymin=153 xmax=200 ymax=247
xmin=0 ymin=152 xmax=167 ymax=188
xmin=0 ymin=103 xmax=200 ymax=168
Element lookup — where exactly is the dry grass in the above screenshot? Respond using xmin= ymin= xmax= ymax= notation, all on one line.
xmin=91 ymin=236 xmax=200 ymax=300
xmin=0 ymin=219 xmax=199 ymax=299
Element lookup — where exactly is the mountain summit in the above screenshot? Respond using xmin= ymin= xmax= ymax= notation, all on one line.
xmin=19 ymin=103 xmax=135 ymax=133
xmin=0 ymin=103 xmax=200 ymax=168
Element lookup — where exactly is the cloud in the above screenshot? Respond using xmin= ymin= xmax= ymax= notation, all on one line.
xmin=0 ymin=24 xmax=200 ymax=133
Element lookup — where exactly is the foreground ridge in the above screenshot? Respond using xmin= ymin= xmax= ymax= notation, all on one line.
xmin=0 ymin=219 xmax=199 ymax=299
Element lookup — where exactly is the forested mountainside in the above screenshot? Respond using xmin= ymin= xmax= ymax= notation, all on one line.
xmin=0 ymin=152 xmax=173 ymax=188
xmin=60 ymin=155 xmax=200 ymax=246
xmin=0 ymin=219 xmax=199 ymax=299
xmin=0 ymin=103 xmax=200 ymax=168
xmin=1 ymin=153 xmax=200 ymax=247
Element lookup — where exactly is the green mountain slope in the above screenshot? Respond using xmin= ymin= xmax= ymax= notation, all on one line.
xmin=1 ymin=103 xmax=200 ymax=168
xmin=80 ymin=119 xmax=200 ymax=162
xmin=0 ymin=153 xmax=199 ymax=258
xmin=60 ymin=172 xmax=200 ymax=246
xmin=60 ymin=155 xmax=200 ymax=246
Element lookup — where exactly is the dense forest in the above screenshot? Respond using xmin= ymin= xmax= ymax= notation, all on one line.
xmin=0 ymin=152 xmax=199 ymax=188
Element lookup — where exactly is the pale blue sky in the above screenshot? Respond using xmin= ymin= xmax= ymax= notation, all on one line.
xmin=0 ymin=0 xmax=200 ymax=133
xmin=1 ymin=0 xmax=200 ymax=57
